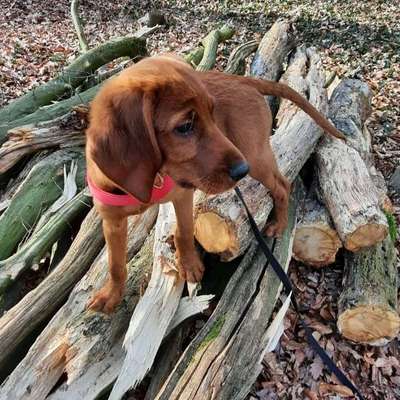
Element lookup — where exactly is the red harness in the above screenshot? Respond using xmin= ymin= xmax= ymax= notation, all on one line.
xmin=87 ymin=174 xmax=175 ymax=207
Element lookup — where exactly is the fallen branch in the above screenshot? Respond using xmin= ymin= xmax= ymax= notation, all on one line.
xmin=0 ymin=148 xmax=85 ymax=260
xmin=195 ymin=24 xmax=235 ymax=71
xmin=0 ymin=208 xmax=158 ymax=400
xmin=224 ymin=39 xmax=259 ymax=75
xmin=194 ymin=46 xmax=327 ymax=260
xmin=0 ymin=36 xmax=147 ymax=138
xmin=0 ymin=108 xmax=87 ymax=175
xmin=0 ymin=189 xmax=91 ymax=297
xmin=71 ymin=0 xmax=89 ymax=52
xmin=338 ymin=236 xmax=400 ymax=345
xmin=0 ymin=207 xmax=103 ymax=369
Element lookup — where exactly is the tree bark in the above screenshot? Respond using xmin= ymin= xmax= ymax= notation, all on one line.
xmin=0 ymin=208 xmax=158 ymax=400
xmin=0 ymin=207 xmax=103 ymax=369
xmin=195 ymin=24 xmax=235 ymax=72
xmin=225 ymin=40 xmax=259 ymax=75
xmin=293 ymin=186 xmax=342 ymax=267
xmin=328 ymin=79 xmax=392 ymax=211
xmin=194 ymin=46 xmax=327 ymax=260
xmin=71 ymin=0 xmax=89 ymax=52
xmin=0 ymin=148 xmax=85 ymax=260
xmin=250 ymin=19 xmax=295 ymax=110
xmin=155 ymin=182 xmax=299 ymax=400
xmin=0 ymin=107 xmax=87 ymax=175
xmin=0 ymin=189 xmax=91 ymax=298
xmin=0 ymin=37 xmax=147 ymax=137
xmin=337 ymin=236 xmax=400 ymax=345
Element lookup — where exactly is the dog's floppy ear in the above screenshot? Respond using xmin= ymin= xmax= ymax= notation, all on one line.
xmin=88 ymin=89 xmax=162 ymax=203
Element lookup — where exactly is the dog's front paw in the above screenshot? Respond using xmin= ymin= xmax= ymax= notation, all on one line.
xmin=265 ymin=218 xmax=287 ymax=237
xmin=176 ymin=251 xmax=205 ymax=283
xmin=87 ymin=280 xmax=124 ymax=314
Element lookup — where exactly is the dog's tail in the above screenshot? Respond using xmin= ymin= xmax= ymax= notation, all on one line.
xmin=240 ymin=77 xmax=345 ymax=140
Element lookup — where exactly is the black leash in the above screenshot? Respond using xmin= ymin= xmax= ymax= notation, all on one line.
xmin=234 ymin=187 xmax=364 ymax=400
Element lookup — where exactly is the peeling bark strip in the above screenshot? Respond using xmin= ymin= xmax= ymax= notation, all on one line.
xmin=194 ymin=46 xmax=327 ymax=260
xmin=0 ymin=148 xmax=86 ymax=260
xmin=293 ymin=185 xmax=342 ymax=268
xmin=0 ymin=36 xmax=147 ymax=135
xmin=0 ymin=208 xmax=103 ymax=371
xmin=0 ymin=209 xmax=158 ymax=400
xmin=338 ymin=236 xmax=400 ymax=346
xmin=155 ymin=183 xmax=299 ymax=400
xmin=0 ymin=108 xmax=87 ymax=175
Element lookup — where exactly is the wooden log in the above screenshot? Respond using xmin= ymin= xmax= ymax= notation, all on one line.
xmin=328 ymin=79 xmax=392 ymax=211
xmin=47 ymin=296 xmax=213 ymax=400
xmin=250 ymin=19 xmax=295 ymax=110
xmin=0 ymin=208 xmax=158 ymax=400
xmin=225 ymin=40 xmax=259 ymax=75
xmin=0 ymin=148 xmax=85 ymax=260
xmin=194 ymin=46 xmax=327 ymax=261
xmin=315 ymin=79 xmax=389 ymax=251
xmin=0 ymin=107 xmax=87 ymax=175
xmin=338 ymin=236 xmax=400 ymax=345
xmin=0 ymin=36 xmax=147 ymax=136
xmin=155 ymin=182 xmax=299 ymax=400
xmin=293 ymin=186 xmax=342 ymax=267
xmin=0 ymin=207 xmax=103 ymax=368
xmin=195 ymin=24 xmax=235 ymax=72
xmin=0 ymin=189 xmax=91 ymax=297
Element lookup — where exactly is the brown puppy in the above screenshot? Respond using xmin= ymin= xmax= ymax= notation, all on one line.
xmin=86 ymin=55 xmax=343 ymax=313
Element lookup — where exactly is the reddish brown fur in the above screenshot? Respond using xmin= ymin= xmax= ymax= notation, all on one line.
xmin=86 ymin=55 xmax=342 ymax=313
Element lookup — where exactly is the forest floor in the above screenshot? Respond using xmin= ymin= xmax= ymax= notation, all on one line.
xmin=1 ymin=1 xmax=399 ymax=399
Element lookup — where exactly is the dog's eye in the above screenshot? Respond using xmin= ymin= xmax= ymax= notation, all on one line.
xmin=174 ymin=121 xmax=194 ymax=137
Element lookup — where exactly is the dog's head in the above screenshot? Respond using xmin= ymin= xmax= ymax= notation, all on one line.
xmin=86 ymin=55 xmax=248 ymax=203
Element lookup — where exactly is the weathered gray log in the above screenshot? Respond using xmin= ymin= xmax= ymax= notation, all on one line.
xmin=155 ymin=182 xmax=299 ymax=400
xmin=225 ymin=40 xmax=259 ymax=75
xmin=316 ymin=80 xmax=389 ymax=251
xmin=0 ymin=36 xmax=147 ymax=137
xmin=0 ymin=208 xmax=158 ymax=400
xmin=196 ymin=24 xmax=235 ymax=72
xmin=0 ymin=207 xmax=103 ymax=369
xmin=71 ymin=0 xmax=89 ymax=52
xmin=47 ymin=296 xmax=213 ymax=400
xmin=0 ymin=189 xmax=91 ymax=297
xmin=194 ymin=46 xmax=327 ymax=261
xmin=293 ymin=186 xmax=341 ymax=267
xmin=338 ymin=236 xmax=400 ymax=345
xmin=328 ymin=79 xmax=392 ymax=211
xmin=250 ymin=19 xmax=295 ymax=110
xmin=0 ymin=148 xmax=85 ymax=260
xmin=0 ymin=107 xmax=87 ymax=175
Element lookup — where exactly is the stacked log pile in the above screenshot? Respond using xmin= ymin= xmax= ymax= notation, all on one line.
xmin=0 ymin=17 xmax=398 ymax=400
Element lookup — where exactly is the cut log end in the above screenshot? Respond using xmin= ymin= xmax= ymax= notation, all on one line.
xmin=194 ymin=212 xmax=237 ymax=258
xmin=338 ymin=305 xmax=400 ymax=346
xmin=344 ymin=224 xmax=388 ymax=252
xmin=293 ymin=225 xmax=341 ymax=267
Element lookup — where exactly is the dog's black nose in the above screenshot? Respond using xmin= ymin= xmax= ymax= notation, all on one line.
xmin=229 ymin=161 xmax=249 ymax=181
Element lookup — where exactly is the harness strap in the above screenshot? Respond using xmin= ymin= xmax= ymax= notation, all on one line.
xmin=234 ymin=186 xmax=364 ymax=400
